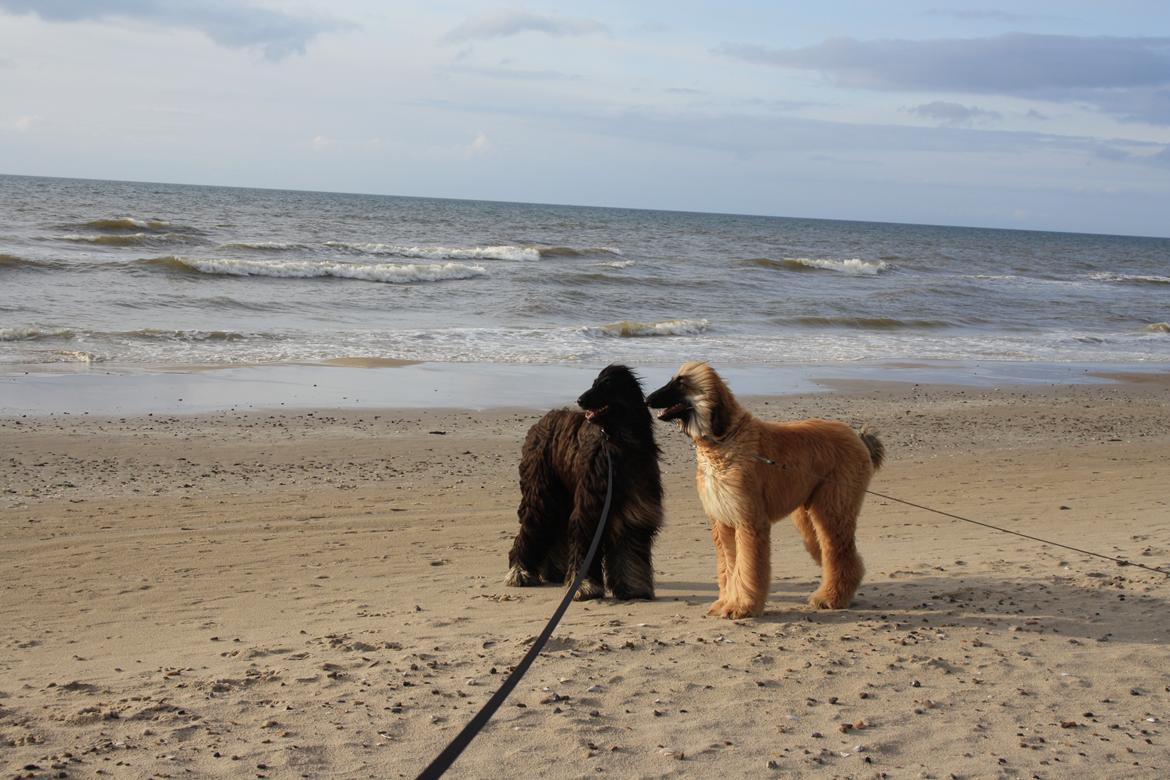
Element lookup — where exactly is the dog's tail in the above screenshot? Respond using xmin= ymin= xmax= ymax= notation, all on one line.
xmin=859 ymin=425 xmax=885 ymax=470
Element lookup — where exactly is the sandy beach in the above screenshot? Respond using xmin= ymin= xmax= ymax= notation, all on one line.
xmin=3 ymin=373 xmax=1170 ymax=779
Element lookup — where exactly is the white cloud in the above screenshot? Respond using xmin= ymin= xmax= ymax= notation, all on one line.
xmin=6 ymin=114 xmax=40 ymax=132
xmin=464 ymin=131 xmax=490 ymax=158
xmin=310 ymin=135 xmax=335 ymax=151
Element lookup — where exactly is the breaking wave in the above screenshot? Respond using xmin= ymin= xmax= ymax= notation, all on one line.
xmin=783 ymin=316 xmax=952 ymax=330
xmin=220 ymin=241 xmax=310 ymax=251
xmin=537 ymin=246 xmax=623 ymax=258
xmin=81 ymin=217 xmax=173 ymax=232
xmin=1145 ymin=322 xmax=1170 ymax=333
xmin=0 ymin=325 xmax=262 ymax=345
xmin=744 ymin=257 xmax=890 ymax=275
xmin=59 ymin=232 xmax=189 ymax=247
xmin=138 ymin=256 xmax=487 ymax=283
xmin=0 ymin=326 xmax=75 ymax=342
xmin=113 ymin=328 xmax=251 ymax=342
xmin=324 ymin=242 xmax=620 ymax=261
xmin=1089 ymin=272 xmax=1170 ymax=286
xmin=325 ymin=242 xmax=539 ymax=262
xmin=592 ymin=318 xmax=710 ymax=338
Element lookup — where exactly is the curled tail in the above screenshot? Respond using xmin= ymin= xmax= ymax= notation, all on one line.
xmin=859 ymin=425 xmax=885 ymax=470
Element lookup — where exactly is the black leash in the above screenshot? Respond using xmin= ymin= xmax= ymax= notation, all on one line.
xmin=864 ymin=488 xmax=1170 ymax=577
xmin=416 ymin=445 xmax=615 ymax=780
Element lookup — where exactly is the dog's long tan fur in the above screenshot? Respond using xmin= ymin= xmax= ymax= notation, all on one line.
xmin=667 ymin=361 xmax=883 ymax=619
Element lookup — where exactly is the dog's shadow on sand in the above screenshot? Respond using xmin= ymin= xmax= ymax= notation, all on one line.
xmin=656 ymin=573 xmax=1170 ymax=645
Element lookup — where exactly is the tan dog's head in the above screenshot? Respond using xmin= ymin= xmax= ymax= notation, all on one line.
xmin=645 ymin=361 xmax=740 ymax=440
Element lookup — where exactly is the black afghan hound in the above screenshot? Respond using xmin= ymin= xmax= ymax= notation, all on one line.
xmin=505 ymin=364 xmax=663 ymax=600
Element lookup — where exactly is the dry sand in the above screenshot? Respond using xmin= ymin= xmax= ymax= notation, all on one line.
xmin=2 ymin=376 xmax=1169 ymax=778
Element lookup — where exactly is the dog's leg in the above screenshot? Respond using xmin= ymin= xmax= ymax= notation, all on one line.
xmin=565 ymin=484 xmax=607 ymax=601
xmin=605 ymin=522 xmax=657 ymax=600
xmin=707 ymin=521 xmax=738 ymax=616
xmin=720 ymin=519 xmax=770 ymax=619
xmin=539 ymin=534 xmax=568 ymax=584
xmin=792 ymin=506 xmax=822 ymax=565
xmin=506 ymin=476 xmax=568 ymax=587
xmin=806 ymin=489 xmax=865 ymax=609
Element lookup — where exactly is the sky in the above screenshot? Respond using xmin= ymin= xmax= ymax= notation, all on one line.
xmin=1 ymin=1 xmax=1169 ymax=236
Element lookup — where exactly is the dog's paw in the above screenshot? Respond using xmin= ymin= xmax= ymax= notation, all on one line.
xmin=505 ymin=565 xmax=540 ymax=587
xmin=572 ymin=579 xmax=605 ymax=601
xmin=719 ymin=600 xmax=764 ymax=620
xmin=808 ymin=589 xmax=849 ymax=609
xmin=706 ymin=599 xmax=725 ymax=616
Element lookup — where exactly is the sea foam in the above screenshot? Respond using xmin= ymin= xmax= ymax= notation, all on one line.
xmin=1089 ymin=272 xmax=1170 ymax=286
xmin=325 ymin=242 xmax=539 ymax=262
xmin=141 ymin=256 xmax=487 ymax=283
xmin=60 ymin=233 xmax=186 ymax=247
xmin=83 ymin=217 xmax=172 ymax=232
xmin=747 ymin=257 xmax=889 ymax=275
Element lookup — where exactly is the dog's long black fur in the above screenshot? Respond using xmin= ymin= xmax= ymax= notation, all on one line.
xmin=505 ymin=364 xmax=663 ymax=600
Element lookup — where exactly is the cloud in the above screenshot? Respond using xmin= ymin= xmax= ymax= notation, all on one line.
xmin=310 ymin=135 xmax=335 ymax=152
xmin=908 ymin=100 xmax=1001 ymax=127
xmin=411 ymin=95 xmax=1168 ymax=169
xmin=715 ymin=34 xmax=1170 ymax=124
xmin=464 ymin=131 xmax=490 ymax=158
xmin=5 ymin=114 xmax=41 ymax=132
xmin=0 ymin=0 xmax=353 ymax=61
xmin=443 ymin=10 xmax=608 ymax=43
xmin=922 ymin=9 xmax=1056 ymax=23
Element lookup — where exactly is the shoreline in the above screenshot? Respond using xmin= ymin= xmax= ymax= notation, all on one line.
xmin=2 ymin=358 xmax=1166 ymax=416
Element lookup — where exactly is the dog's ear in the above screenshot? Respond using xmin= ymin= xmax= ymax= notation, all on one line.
xmin=708 ymin=388 xmax=729 ymax=438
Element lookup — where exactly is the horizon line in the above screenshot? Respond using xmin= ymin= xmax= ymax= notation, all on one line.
xmin=2 ymin=171 xmax=1167 ymax=241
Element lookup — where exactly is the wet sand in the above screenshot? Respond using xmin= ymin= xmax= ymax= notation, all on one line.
xmin=2 ymin=375 xmax=1169 ymax=778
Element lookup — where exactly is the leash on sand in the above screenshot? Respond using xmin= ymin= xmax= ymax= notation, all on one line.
xmin=864 ymin=488 xmax=1170 ymax=577
xmin=416 ymin=444 xmax=615 ymax=780
xmin=753 ymin=453 xmax=1170 ymax=578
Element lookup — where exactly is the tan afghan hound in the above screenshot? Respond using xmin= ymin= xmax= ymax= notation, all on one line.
xmin=646 ymin=362 xmax=884 ymax=619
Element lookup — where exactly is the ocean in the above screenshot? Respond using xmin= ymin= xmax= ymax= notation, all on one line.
xmin=2 ymin=174 xmax=1168 ymax=372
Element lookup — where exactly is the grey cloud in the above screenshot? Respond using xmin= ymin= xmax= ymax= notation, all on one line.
xmin=715 ymin=34 xmax=1170 ymax=92
xmin=444 ymin=10 xmax=608 ymax=43
xmin=1079 ymin=86 xmax=1170 ymax=124
xmin=909 ymin=100 xmax=1002 ymax=126
xmin=0 ymin=0 xmax=353 ymax=60
xmin=715 ymin=34 xmax=1170 ymax=124
xmin=409 ymin=95 xmax=1167 ymax=170
xmin=922 ymin=9 xmax=1057 ymax=23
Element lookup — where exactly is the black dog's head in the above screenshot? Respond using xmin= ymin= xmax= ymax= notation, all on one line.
xmin=577 ymin=364 xmax=650 ymax=430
